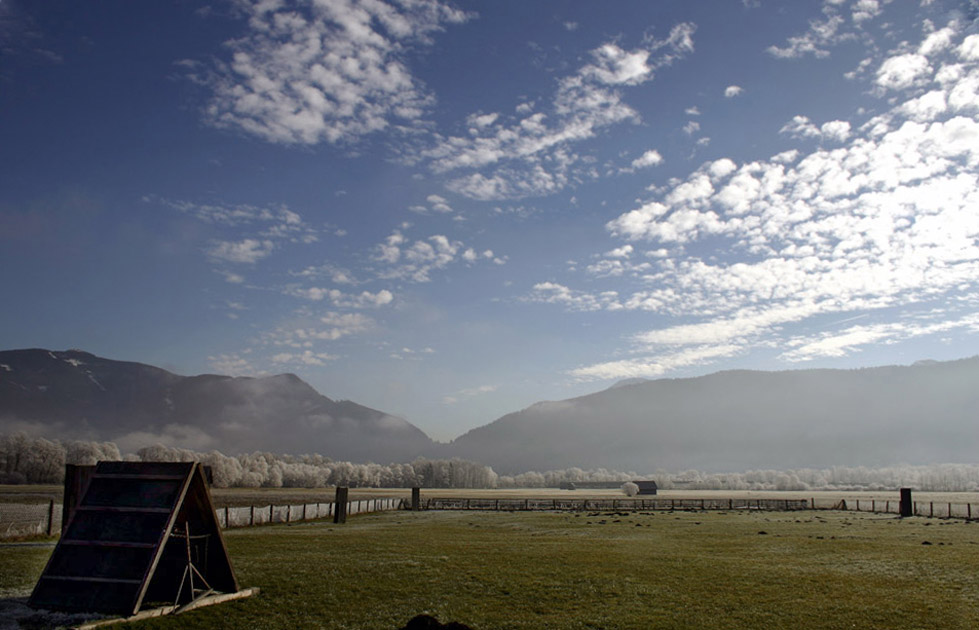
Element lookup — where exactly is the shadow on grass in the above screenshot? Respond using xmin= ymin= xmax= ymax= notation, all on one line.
xmin=0 ymin=596 xmax=105 ymax=630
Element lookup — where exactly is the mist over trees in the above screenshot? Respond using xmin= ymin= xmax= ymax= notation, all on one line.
xmin=3 ymin=432 xmax=979 ymax=492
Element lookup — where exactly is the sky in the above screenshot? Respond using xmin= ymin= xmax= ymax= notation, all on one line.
xmin=2 ymin=0 xmax=979 ymax=442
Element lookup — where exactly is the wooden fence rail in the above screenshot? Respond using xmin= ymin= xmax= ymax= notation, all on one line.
xmin=0 ymin=498 xmax=406 ymax=539
xmin=218 ymin=497 xmax=406 ymax=529
xmin=423 ymin=497 xmax=811 ymax=512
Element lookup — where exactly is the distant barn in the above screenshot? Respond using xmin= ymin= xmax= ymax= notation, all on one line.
xmin=634 ymin=480 xmax=658 ymax=495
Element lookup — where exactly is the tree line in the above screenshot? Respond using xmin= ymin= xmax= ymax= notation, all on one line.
xmin=3 ymin=432 xmax=979 ymax=491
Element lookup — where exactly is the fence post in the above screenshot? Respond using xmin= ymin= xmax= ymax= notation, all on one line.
xmin=930 ymin=502 xmax=934 ymax=518
xmin=250 ymin=506 xmax=255 ymax=526
xmin=225 ymin=506 xmax=230 ymax=528
xmin=47 ymin=500 xmax=54 ymax=537
xmin=900 ymin=489 xmax=913 ymax=517
xmin=269 ymin=505 xmax=274 ymax=523
xmin=412 ymin=487 xmax=421 ymax=511
xmin=303 ymin=504 xmax=307 ymax=521
xmin=286 ymin=505 xmax=291 ymax=523
xmin=334 ymin=487 xmax=348 ymax=524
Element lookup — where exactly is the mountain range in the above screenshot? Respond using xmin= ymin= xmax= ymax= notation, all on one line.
xmin=2 ymin=348 xmax=978 ymax=473
xmin=0 ymin=349 xmax=434 ymax=463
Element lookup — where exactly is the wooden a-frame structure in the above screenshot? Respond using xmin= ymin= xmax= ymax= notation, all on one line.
xmin=30 ymin=461 xmax=240 ymax=616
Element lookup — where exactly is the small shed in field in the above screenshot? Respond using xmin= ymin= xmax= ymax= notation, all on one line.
xmin=30 ymin=461 xmax=239 ymax=616
xmin=634 ymin=480 xmax=658 ymax=495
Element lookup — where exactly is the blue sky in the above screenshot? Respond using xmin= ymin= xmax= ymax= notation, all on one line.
xmin=3 ymin=0 xmax=979 ymax=441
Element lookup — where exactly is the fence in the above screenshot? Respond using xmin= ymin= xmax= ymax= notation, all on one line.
xmin=6 ymin=495 xmax=979 ymax=538
xmin=423 ymin=497 xmax=811 ymax=511
xmin=816 ymin=497 xmax=979 ymax=519
xmin=0 ymin=501 xmax=60 ymax=538
xmin=423 ymin=496 xmax=979 ymax=518
xmin=0 ymin=497 xmax=405 ymax=539
xmin=216 ymin=497 xmax=404 ymax=528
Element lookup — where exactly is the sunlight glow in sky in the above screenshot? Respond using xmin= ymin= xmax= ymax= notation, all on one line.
xmin=2 ymin=0 xmax=979 ymax=439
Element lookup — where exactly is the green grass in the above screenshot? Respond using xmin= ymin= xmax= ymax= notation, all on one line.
xmin=3 ymin=510 xmax=979 ymax=629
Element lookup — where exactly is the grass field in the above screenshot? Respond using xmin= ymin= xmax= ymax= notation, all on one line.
xmin=3 ymin=508 xmax=979 ymax=629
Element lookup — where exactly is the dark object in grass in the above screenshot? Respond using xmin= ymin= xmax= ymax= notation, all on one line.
xmin=402 ymin=614 xmax=474 ymax=629
xmin=758 ymin=531 xmax=768 ymax=535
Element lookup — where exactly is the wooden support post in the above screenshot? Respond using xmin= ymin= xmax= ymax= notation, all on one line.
xmin=250 ymin=506 xmax=255 ymax=526
xmin=47 ymin=499 xmax=54 ymax=537
xmin=411 ymin=487 xmax=421 ymax=511
xmin=872 ymin=500 xmax=875 ymax=512
xmin=334 ymin=487 xmax=348 ymax=524
xmin=286 ymin=505 xmax=291 ymax=523
xmin=969 ymin=504 xmax=972 ymax=520
xmin=885 ymin=501 xmax=889 ymax=513
xmin=900 ymin=488 xmax=913 ymax=517
xmin=948 ymin=503 xmax=952 ymax=519
xmin=303 ymin=504 xmax=307 ymax=521
xmin=269 ymin=505 xmax=273 ymax=523
xmin=856 ymin=499 xmax=860 ymax=511
xmin=930 ymin=502 xmax=934 ymax=518
xmin=225 ymin=506 xmax=230 ymax=528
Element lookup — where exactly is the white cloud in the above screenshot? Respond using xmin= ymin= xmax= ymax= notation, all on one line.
xmin=820 ymin=119 xmax=851 ymax=141
xmin=605 ymin=245 xmax=634 ymax=258
xmin=631 ymin=149 xmax=664 ymax=169
xmin=561 ymin=28 xmax=979 ymax=379
xmin=271 ymin=350 xmax=336 ymax=366
xmin=724 ymin=85 xmax=743 ymax=98
xmin=526 ymin=282 xmax=621 ymax=312
xmin=267 ymin=312 xmax=374 ymax=348
xmin=960 ymin=35 xmax=979 ymax=62
xmin=196 ymin=0 xmax=471 ymax=145
xmin=876 ymin=53 xmax=931 ymax=90
xmin=207 ymin=238 xmax=275 ymax=264
xmin=767 ymin=14 xmax=847 ymax=59
xmin=426 ymin=194 xmax=453 ymax=213
xmin=570 ymin=344 xmax=742 ymax=380
xmin=419 ymin=23 xmax=696 ymax=200
xmin=375 ymin=230 xmax=500 ymax=281
xmin=779 ymin=115 xmax=851 ymax=142
xmin=287 ymin=286 xmax=394 ymax=308
xmin=781 ymin=313 xmax=979 ymax=362
xmin=851 ymin=0 xmax=881 ymax=23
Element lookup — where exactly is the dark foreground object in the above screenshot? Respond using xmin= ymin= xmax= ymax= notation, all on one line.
xmin=402 ymin=614 xmax=473 ymax=630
